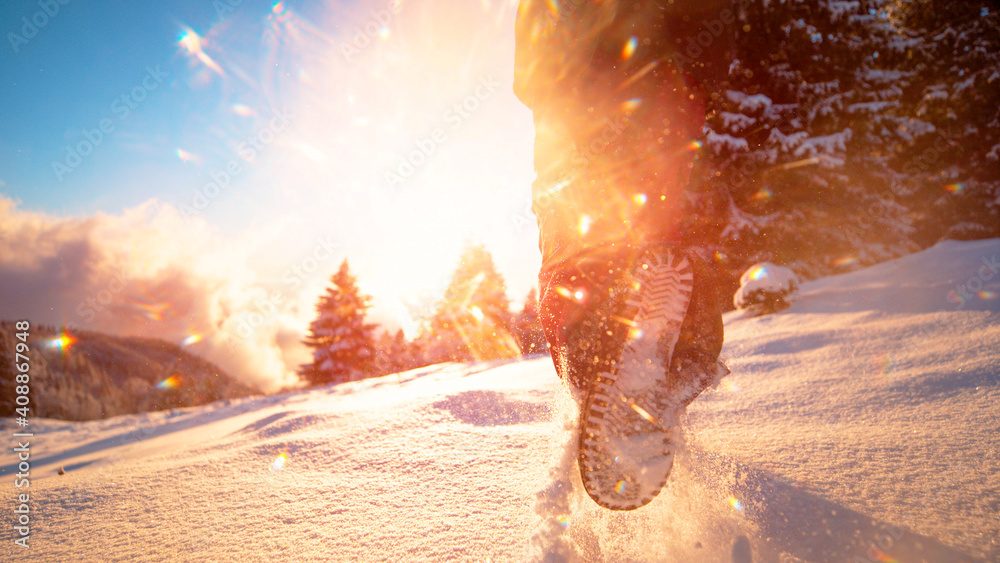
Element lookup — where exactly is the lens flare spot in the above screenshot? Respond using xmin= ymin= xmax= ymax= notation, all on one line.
xmin=126 ymin=297 xmax=171 ymax=321
xmin=620 ymin=98 xmax=642 ymax=113
xmin=868 ymin=549 xmax=899 ymax=563
xmin=272 ymin=1 xmax=286 ymax=14
xmin=555 ymin=286 xmax=588 ymax=303
xmin=578 ymin=215 xmax=592 ymax=235
xmin=48 ymin=332 xmax=76 ymax=351
xmin=832 ymin=255 xmax=858 ymax=268
xmin=944 ymin=183 xmax=965 ymax=193
xmin=751 ymin=188 xmax=772 ymax=201
xmin=470 ymin=306 xmax=485 ymax=321
xmin=178 ymin=26 xmax=225 ymax=76
xmin=555 ymin=515 xmax=570 ymax=528
xmin=728 ymin=496 xmax=744 ymax=512
xmin=685 ymin=140 xmax=703 ymax=152
xmin=721 ymin=378 xmax=740 ymax=393
xmin=622 ymin=36 xmax=638 ymax=60
xmin=271 ymin=453 xmax=287 ymax=471
xmin=182 ymin=334 xmax=203 ymax=346
xmin=615 ymin=480 xmax=627 ymax=494
xmin=979 ymin=290 xmax=997 ymax=300
xmin=378 ymin=26 xmax=391 ymax=39
xmin=748 ymin=265 xmax=767 ymax=281
xmin=629 ymin=401 xmax=656 ymax=423
xmin=178 ymin=27 xmax=202 ymax=55
xmin=176 ymin=148 xmax=199 ymax=163
xmin=633 ymin=193 xmax=647 ymax=205
xmin=157 ymin=375 xmax=182 ymax=390
xmin=612 ymin=315 xmax=638 ymax=328
xmin=231 ymin=104 xmax=254 ymax=117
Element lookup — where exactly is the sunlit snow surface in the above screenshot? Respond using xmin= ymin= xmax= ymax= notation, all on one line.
xmin=2 ymin=239 xmax=999 ymax=562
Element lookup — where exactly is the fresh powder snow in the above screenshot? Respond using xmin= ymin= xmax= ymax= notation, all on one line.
xmin=2 ymin=238 xmax=998 ymax=562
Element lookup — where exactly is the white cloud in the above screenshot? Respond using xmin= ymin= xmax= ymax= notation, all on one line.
xmin=0 ymin=196 xmax=303 ymax=392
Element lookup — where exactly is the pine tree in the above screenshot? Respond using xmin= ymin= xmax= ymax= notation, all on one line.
xmin=300 ymin=260 xmax=377 ymax=386
xmin=372 ymin=328 xmax=421 ymax=376
xmin=421 ymin=244 xmax=519 ymax=363
xmin=887 ymin=0 xmax=1000 ymax=243
xmin=689 ymin=0 xmax=920 ymax=279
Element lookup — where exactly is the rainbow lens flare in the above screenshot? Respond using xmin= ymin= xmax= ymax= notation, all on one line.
xmin=620 ymin=98 xmax=642 ymax=113
xmin=126 ymin=296 xmax=171 ymax=321
xmin=727 ymin=496 xmax=744 ymax=512
xmin=231 ymin=103 xmax=254 ymax=117
xmin=176 ymin=148 xmax=198 ymax=163
xmin=832 ymin=255 xmax=858 ymax=267
xmin=615 ymin=480 xmax=627 ymax=494
xmin=156 ymin=375 xmax=182 ymax=390
xmin=47 ymin=332 xmax=77 ymax=352
xmin=182 ymin=334 xmax=203 ymax=346
xmin=622 ymin=36 xmax=638 ymax=61
xmin=943 ymin=183 xmax=965 ymax=193
xmin=178 ymin=26 xmax=225 ymax=76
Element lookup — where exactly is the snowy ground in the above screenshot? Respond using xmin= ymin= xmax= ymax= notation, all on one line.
xmin=2 ymin=239 xmax=999 ymax=562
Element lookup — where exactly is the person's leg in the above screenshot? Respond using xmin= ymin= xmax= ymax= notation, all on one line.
xmin=532 ymin=67 xmax=719 ymax=390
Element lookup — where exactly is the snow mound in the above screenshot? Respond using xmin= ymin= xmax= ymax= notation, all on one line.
xmin=733 ymin=262 xmax=800 ymax=315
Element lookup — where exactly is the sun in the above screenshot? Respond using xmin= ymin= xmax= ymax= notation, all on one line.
xmin=249 ymin=0 xmax=534 ymax=329
xmin=175 ymin=0 xmax=535 ymax=337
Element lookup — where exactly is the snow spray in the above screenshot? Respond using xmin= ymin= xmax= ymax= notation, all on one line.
xmin=527 ymin=385 xmax=584 ymax=562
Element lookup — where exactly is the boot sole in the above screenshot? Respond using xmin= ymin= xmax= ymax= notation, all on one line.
xmin=578 ymin=246 xmax=694 ymax=510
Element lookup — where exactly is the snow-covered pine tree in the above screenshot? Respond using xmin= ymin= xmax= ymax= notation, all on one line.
xmin=691 ymin=0 xmax=917 ymax=280
xmin=372 ymin=328 xmax=422 ymax=376
xmin=887 ymin=0 xmax=1000 ymax=244
xmin=512 ymin=287 xmax=548 ymax=355
xmin=299 ymin=260 xmax=377 ymax=386
xmin=421 ymin=244 xmax=519 ymax=363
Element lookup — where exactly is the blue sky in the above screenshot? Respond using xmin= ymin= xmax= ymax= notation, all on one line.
xmin=0 ymin=0 xmax=540 ymax=389
xmin=0 ymin=0 xmax=350 ymax=216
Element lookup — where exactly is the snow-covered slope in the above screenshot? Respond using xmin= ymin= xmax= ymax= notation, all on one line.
xmin=2 ymin=239 xmax=998 ymax=562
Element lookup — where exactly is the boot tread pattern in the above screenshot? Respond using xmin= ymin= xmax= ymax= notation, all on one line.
xmin=578 ymin=247 xmax=695 ymax=510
